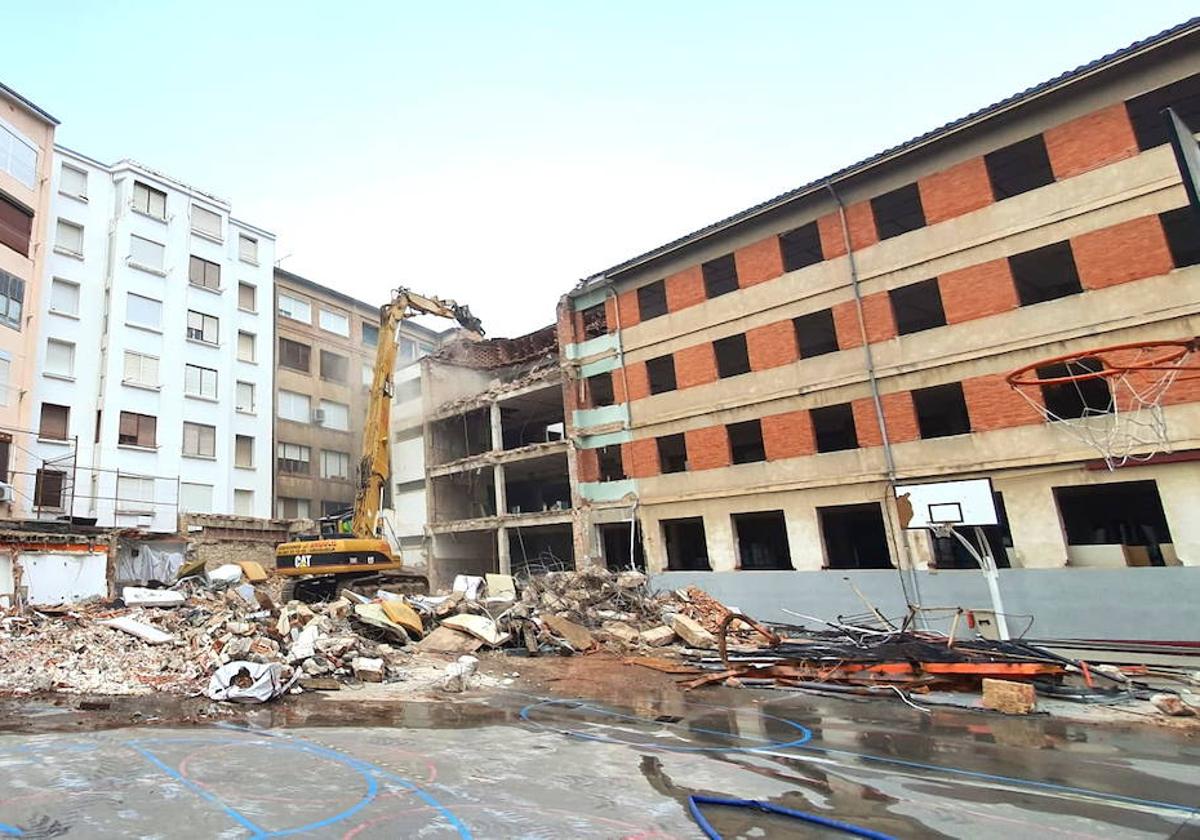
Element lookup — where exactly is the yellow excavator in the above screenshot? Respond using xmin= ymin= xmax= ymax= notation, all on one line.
xmin=274 ymin=287 xmax=482 ymax=599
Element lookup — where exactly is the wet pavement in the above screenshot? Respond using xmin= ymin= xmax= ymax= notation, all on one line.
xmin=0 ymin=688 xmax=1197 ymax=838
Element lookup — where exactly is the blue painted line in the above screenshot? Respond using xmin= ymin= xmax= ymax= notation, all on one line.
xmin=132 ymin=745 xmax=266 ymax=837
xmin=0 ymin=823 xmax=22 ymax=837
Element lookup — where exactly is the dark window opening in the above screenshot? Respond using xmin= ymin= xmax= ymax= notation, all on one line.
xmin=702 ymin=254 xmax=739 ymax=298
xmin=657 ymin=434 xmax=687 ymax=474
xmin=34 ymin=469 xmax=65 ymax=509
xmin=431 ymin=408 xmax=491 ymax=463
xmin=1055 ymin=480 xmax=1172 ymax=566
xmin=1125 ymin=73 xmax=1200 ymax=151
xmin=779 ymin=221 xmax=823 ymax=272
xmin=1160 ymin=207 xmax=1200 ymax=268
xmin=932 ymin=492 xmax=1013 ymax=570
xmin=646 ymin=354 xmax=677 ymax=394
xmin=0 ymin=193 xmax=33 ymax=257
xmin=811 ymin=403 xmax=858 ymax=452
xmin=38 ymin=403 xmax=69 ymax=441
xmin=637 ymin=280 xmax=668 ymax=320
xmin=663 ymin=517 xmax=710 ymax=571
xmin=600 ymin=521 xmax=645 ymax=573
xmin=581 ymin=303 xmax=607 ymax=339
xmin=118 ymin=411 xmax=156 ymax=447
xmin=1037 ymin=358 xmax=1112 ymax=420
xmin=913 ymin=382 xmax=971 ymax=438
xmin=714 ymin=333 xmax=750 ymax=378
xmin=362 ymin=323 xmax=379 ymax=347
xmin=1009 ymin=241 xmax=1082 ymax=305
xmin=820 ymin=503 xmax=892 ymax=569
xmin=794 ymin=309 xmax=839 ymax=358
xmin=984 ymin=135 xmax=1055 ymax=199
xmin=597 ymin=444 xmax=625 ymax=482
xmin=734 ymin=510 xmax=792 ymax=570
xmin=587 ymin=371 xmax=614 ymax=407
xmin=321 ymin=500 xmax=349 ymax=518
xmin=319 ymin=350 xmax=348 ymax=383
xmin=0 ymin=434 xmax=9 ymax=482
xmin=278 ymin=337 xmax=311 ymax=372
xmin=871 ymin=182 xmax=926 ymax=240
xmin=727 ymin=419 xmax=765 ymax=464
xmin=890 ymin=278 xmax=946 ymax=335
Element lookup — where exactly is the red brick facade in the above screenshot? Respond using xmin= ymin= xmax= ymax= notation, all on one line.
xmin=612 ymin=362 xmax=650 ymax=404
xmin=817 ymin=211 xmax=848 ymax=259
xmin=852 ymin=399 xmax=882 ymax=448
xmin=674 ymin=343 xmax=719 ymax=389
xmin=761 ymin=410 xmax=815 ymax=460
xmin=685 ymin=426 xmax=731 ymax=470
xmin=665 ymin=265 xmax=705 ymax=312
xmin=938 ymin=258 xmax=1019 ymax=324
xmin=962 ymin=373 xmax=1046 ymax=431
xmin=576 ymin=448 xmax=599 ymax=482
xmin=881 ymin=391 xmax=920 ymax=443
xmin=1044 ymin=102 xmax=1139 ymax=181
xmin=621 ymin=438 xmax=660 ymax=478
xmin=735 ymin=236 xmax=784 ymax=287
xmin=845 ymin=200 xmax=879 ymax=251
xmin=1071 ymin=215 xmax=1174 ymax=290
xmin=746 ymin=320 xmax=798 ymax=371
xmin=917 ymin=156 xmax=994 ymax=225
xmin=832 ymin=292 xmax=895 ymax=349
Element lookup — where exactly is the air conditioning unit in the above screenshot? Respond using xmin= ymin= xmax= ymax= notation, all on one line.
xmin=0 ymin=483 xmax=12 ymax=503
xmin=312 ymin=409 xmax=326 ymax=424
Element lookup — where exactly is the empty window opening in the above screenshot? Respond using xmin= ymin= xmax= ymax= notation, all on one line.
xmin=984 ymin=135 xmax=1055 ymax=199
xmin=702 ymin=254 xmax=739 ymax=299
xmin=123 ymin=410 xmax=165 ymax=449
xmin=794 ymin=309 xmax=839 ymax=358
xmin=663 ymin=517 xmax=710 ymax=571
xmin=637 ymin=280 xmax=668 ymax=320
xmin=819 ymin=503 xmax=892 ymax=570
xmin=581 ymin=303 xmax=607 ymax=339
xmin=587 ymin=371 xmax=614 ymax=407
xmin=39 ymin=403 xmax=70 ymax=440
xmin=890 ymin=278 xmax=946 ymax=335
xmin=931 ymin=492 xmax=1013 ymax=570
xmin=508 ymin=524 xmax=576 ymax=575
xmin=1037 ymin=358 xmax=1112 ymax=420
xmin=278 ymin=337 xmax=311 ymax=372
xmin=599 ymin=521 xmax=645 ymax=573
xmin=733 ymin=510 xmax=792 ymax=570
xmin=1009 ymin=240 xmax=1082 ymax=305
xmin=597 ymin=445 xmax=625 ymax=482
xmin=1055 ymin=480 xmax=1172 ymax=566
xmin=913 ymin=382 xmax=971 ymax=438
xmin=320 ymin=350 xmax=348 ymax=383
xmin=646 ymin=354 xmax=677 ymax=394
xmin=871 ymin=182 xmax=926 ymax=240
xmin=714 ymin=333 xmax=751 ymax=378
xmin=1160 ymin=207 xmax=1200 ymax=268
xmin=431 ymin=469 xmax=496 ymax=521
xmin=505 ymin=454 xmax=571 ymax=514
xmin=34 ymin=469 xmax=66 ymax=509
xmin=1125 ymin=73 xmax=1200 ymax=151
xmin=779 ymin=221 xmax=823 ymax=272
xmin=811 ymin=403 xmax=858 ymax=452
xmin=431 ymin=408 xmax=491 ymax=464
xmin=657 ymin=434 xmax=687 ymax=473
xmin=727 ymin=419 xmax=765 ymax=464
xmin=500 ymin=387 xmax=566 ymax=449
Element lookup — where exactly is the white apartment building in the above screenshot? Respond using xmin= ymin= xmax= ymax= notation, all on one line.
xmin=25 ymin=147 xmax=275 ymax=530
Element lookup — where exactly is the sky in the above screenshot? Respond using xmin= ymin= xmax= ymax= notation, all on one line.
xmin=4 ymin=2 xmax=1197 ymax=336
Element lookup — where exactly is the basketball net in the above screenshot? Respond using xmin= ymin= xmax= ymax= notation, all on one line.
xmin=1007 ymin=339 xmax=1200 ymax=470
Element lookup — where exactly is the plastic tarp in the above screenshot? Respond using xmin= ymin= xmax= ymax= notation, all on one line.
xmin=207 ymin=661 xmax=295 ymax=703
xmin=116 ymin=540 xmax=186 ymax=585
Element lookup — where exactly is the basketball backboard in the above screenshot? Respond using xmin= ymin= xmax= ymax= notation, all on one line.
xmin=895 ymin=478 xmax=997 ymax=529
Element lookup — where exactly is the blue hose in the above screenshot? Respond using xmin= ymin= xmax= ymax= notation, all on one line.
xmin=687 ymin=795 xmax=896 ymax=840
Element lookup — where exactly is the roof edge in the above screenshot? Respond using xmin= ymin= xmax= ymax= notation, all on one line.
xmin=0 ymin=82 xmax=59 ymax=126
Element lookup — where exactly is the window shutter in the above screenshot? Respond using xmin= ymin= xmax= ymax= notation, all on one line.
xmin=60 ymin=165 xmax=87 ymax=198
xmin=238 ymin=283 xmax=255 ymax=310
xmin=0 ymin=194 xmax=32 ymax=256
xmin=191 ymin=206 xmax=221 ymax=238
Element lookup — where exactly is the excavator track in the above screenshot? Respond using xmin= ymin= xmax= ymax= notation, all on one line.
xmin=282 ymin=571 xmax=430 ymax=604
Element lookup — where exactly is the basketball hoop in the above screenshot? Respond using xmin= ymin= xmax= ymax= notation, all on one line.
xmin=1006 ymin=338 xmax=1200 ymax=469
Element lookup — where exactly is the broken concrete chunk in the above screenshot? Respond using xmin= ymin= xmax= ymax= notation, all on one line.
xmin=440 ymin=655 xmax=478 ymax=693
xmin=640 ymin=626 xmax=676 ymax=647
xmin=236 ymin=561 xmax=269 ymax=583
xmin=353 ymin=603 xmax=411 ymax=644
xmin=380 ymin=599 xmax=424 ymax=639
xmin=601 ymin=621 xmax=640 ymax=644
xmin=485 ymin=573 xmax=516 ymax=600
xmin=982 ymin=678 xmax=1037 ymax=715
xmin=288 ymin=623 xmax=321 ymax=663
xmin=1150 ymin=693 xmax=1196 ymax=717
xmin=542 ymin=615 xmax=595 ymax=650
xmin=418 ymin=625 xmax=485 ymax=654
xmin=452 ymin=574 xmax=485 ymax=601
xmin=102 ymin=616 xmax=174 ymax=645
xmin=299 ymin=676 xmax=341 ymax=691
xmin=670 ymin=614 xmax=717 ymax=649
xmin=352 ymin=657 xmax=384 ymax=682
xmin=616 ymin=571 xmax=647 ymax=589
xmin=207 ymin=564 xmax=243 ymax=586
xmin=441 ymin=613 xmax=510 ymax=647
xmin=122 ymin=587 xmax=186 ymax=608
xmin=325 ymin=598 xmax=352 ymax=620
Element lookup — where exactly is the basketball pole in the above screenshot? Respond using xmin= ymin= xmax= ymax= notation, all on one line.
xmin=944 ymin=525 xmax=1011 ymax=640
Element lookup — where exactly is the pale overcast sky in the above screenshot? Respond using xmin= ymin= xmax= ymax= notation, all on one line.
xmin=5 ymin=2 xmax=1197 ymax=335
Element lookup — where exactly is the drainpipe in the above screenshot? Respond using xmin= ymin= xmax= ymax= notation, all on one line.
xmin=825 ymin=182 xmax=924 ymax=617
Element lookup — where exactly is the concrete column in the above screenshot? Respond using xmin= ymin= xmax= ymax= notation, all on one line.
xmin=493 ymin=464 xmax=507 ymax=518
xmin=497 ymin=525 xmax=511 ymax=575
xmin=707 ymin=514 xmax=737 ymax=572
xmin=489 ymin=401 xmax=502 ymax=452
xmin=1150 ymin=464 xmax=1200 ymax=566
xmin=785 ymin=504 xmax=823 ymax=571
xmin=997 ymin=475 xmax=1068 ymax=568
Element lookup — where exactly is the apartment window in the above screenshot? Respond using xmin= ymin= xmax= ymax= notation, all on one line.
xmin=811 ymin=403 xmax=858 ymax=452
xmin=0 ymin=123 xmax=37 ymax=188
xmin=277 ymin=390 xmax=310 ymax=423
xmin=188 ymin=255 xmax=220 ymax=289
xmin=191 ymin=205 xmax=222 ymax=239
xmin=362 ymin=323 xmax=379 ymax=347
xmin=116 ymin=475 xmax=154 ymax=512
xmin=0 ymin=194 xmax=32 ymax=256
xmin=123 ymin=351 xmax=159 ymax=388
xmin=182 ymin=422 xmax=216 ymax=458
xmin=236 ymin=380 xmax=255 ymax=412
xmin=45 ymin=339 xmax=75 ymax=378
xmin=0 ymin=271 xmax=21 ymax=331
xmin=130 ymin=235 xmax=165 ymax=271
xmin=184 ymin=364 xmax=218 ymax=399
xmin=637 ymin=280 xmax=668 ymax=320
xmin=889 ymin=278 xmax=946 ymax=335
xmin=362 ymin=363 xmax=373 ymax=387
xmin=734 ymin=511 xmax=792 ymax=570
xmin=179 ymin=482 xmax=213 ymax=513
xmin=793 ymin=309 xmax=839 ymax=358
xmin=645 ymin=354 xmax=677 ymax=394
xmin=39 ymin=403 xmax=70 ymax=441
xmin=581 ymin=304 xmax=607 ymax=339
xmin=319 ymin=309 xmax=350 ymax=336
xmin=238 ymin=234 xmax=258 ymax=264
xmin=1160 ymin=207 xmax=1200 ymax=268
xmin=319 ymin=399 xmax=350 ymax=431
xmin=320 ymin=350 xmax=349 ymax=382
xmin=278 ymin=337 xmax=310 ymax=371
xmin=187 ymin=310 xmax=219 ymax=344
xmin=126 ymin=292 xmax=162 ymax=329
xmin=321 ymin=450 xmax=351 ymax=480
xmin=913 ymin=383 xmax=972 ymax=438
xmin=60 ymin=164 xmax=87 ymax=199
xmin=118 ymin=411 xmax=156 ymax=448
xmin=1125 ymin=73 xmax=1200 ymax=151
xmin=238 ymin=282 xmax=256 ymax=312
xmin=277 ymin=497 xmax=310 ymax=519
xmin=0 ymin=358 xmax=10 ymax=407
xmin=871 ymin=182 xmax=926 ymax=239
xmin=277 ymin=442 xmax=311 ymax=474
xmin=1055 ymin=480 xmax=1171 ymax=553
xmin=663 ymin=517 xmax=710 ymax=571
xmin=419 ymin=342 xmax=434 ymax=356
xmin=34 ymin=470 xmax=65 ymax=509
xmin=1009 ymin=241 xmax=1082 ymax=306
xmin=779 ymin=221 xmax=823 ymax=272
xmin=587 ymin=372 xmax=614 ymax=407
xmin=235 ymin=434 xmax=254 ymax=468
xmin=714 ymin=334 xmax=751 ymax=378
xmin=985 ymin=135 xmax=1055 ymax=200
xmin=727 ymin=419 xmax=766 ymax=464
xmin=237 ymin=331 xmax=256 ymax=363
xmin=49 ymin=278 xmax=79 ymax=317
xmin=234 ymin=489 xmax=254 ymax=515
xmin=398 ymin=338 xmax=417 ymax=363
xmin=55 ymin=219 xmax=83 ymax=256
xmin=1038 ymin=358 xmax=1112 ymax=420
xmin=702 ymin=254 xmax=739 ymax=299
xmin=657 ymin=433 xmax=687 ymax=474
xmin=132 ymin=182 xmax=167 ymax=220
xmin=277 ymin=293 xmax=311 ymax=323
xmin=820 ymin=503 xmax=892 ymax=569
xmin=597 ymin=444 xmax=625 ymax=482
